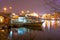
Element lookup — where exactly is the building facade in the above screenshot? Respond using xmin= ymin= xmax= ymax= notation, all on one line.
xmin=0 ymin=12 xmax=11 ymax=28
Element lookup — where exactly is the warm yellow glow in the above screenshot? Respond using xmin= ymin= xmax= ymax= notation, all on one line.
xmin=42 ymin=13 xmax=59 ymax=29
xmin=3 ymin=7 xmax=7 ymax=11
xmin=1 ymin=30 xmax=4 ymax=32
xmin=42 ymin=14 xmax=48 ymax=19
xmin=0 ymin=16 xmax=4 ymax=23
xmin=21 ymin=11 xmax=24 ymax=13
xmin=42 ymin=14 xmax=51 ymax=19
xmin=12 ymin=15 xmax=19 ymax=19
xmin=30 ymin=12 xmax=38 ymax=17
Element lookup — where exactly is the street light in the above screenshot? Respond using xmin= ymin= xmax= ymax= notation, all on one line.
xmin=9 ymin=7 xmax=12 ymax=10
xmin=21 ymin=11 xmax=24 ymax=14
xmin=3 ymin=7 xmax=7 ymax=12
xmin=27 ymin=10 xmax=30 ymax=13
xmin=9 ymin=6 xmax=12 ymax=13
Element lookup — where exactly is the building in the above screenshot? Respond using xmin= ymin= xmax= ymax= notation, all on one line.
xmin=0 ymin=12 xmax=11 ymax=28
xmin=54 ymin=12 xmax=60 ymax=18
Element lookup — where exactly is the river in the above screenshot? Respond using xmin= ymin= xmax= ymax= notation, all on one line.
xmin=9 ymin=20 xmax=60 ymax=40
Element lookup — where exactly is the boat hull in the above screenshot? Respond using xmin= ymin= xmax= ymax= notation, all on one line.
xmin=21 ymin=22 xmax=43 ymax=30
xmin=11 ymin=22 xmax=43 ymax=30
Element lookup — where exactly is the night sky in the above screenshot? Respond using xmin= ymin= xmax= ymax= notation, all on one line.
xmin=0 ymin=0 xmax=60 ymax=14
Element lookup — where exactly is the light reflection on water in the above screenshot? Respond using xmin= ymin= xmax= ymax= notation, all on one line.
xmin=10 ymin=20 xmax=60 ymax=35
xmin=8 ymin=20 xmax=60 ymax=40
xmin=9 ymin=20 xmax=60 ymax=39
xmin=9 ymin=27 xmax=29 ymax=38
xmin=17 ymin=27 xmax=29 ymax=35
xmin=42 ymin=20 xmax=60 ymax=30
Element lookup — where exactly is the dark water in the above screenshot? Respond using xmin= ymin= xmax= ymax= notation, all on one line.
xmin=8 ymin=21 xmax=60 ymax=40
xmin=8 ymin=26 xmax=60 ymax=40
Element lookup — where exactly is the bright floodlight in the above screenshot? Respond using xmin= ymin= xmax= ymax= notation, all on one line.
xmin=3 ymin=7 xmax=7 ymax=11
xmin=30 ymin=12 xmax=38 ymax=17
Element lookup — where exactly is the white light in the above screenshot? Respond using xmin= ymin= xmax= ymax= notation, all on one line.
xmin=9 ymin=31 xmax=12 ymax=37
xmin=42 ymin=22 xmax=46 ymax=29
xmin=12 ymin=13 xmax=16 ymax=16
xmin=18 ymin=17 xmax=27 ymax=23
xmin=30 ymin=12 xmax=38 ymax=17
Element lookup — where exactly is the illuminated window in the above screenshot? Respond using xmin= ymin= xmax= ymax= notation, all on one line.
xmin=18 ymin=17 xmax=27 ymax=23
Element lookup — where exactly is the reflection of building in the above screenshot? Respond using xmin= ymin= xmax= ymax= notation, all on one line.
xmin=0 ymin=12 xmax=11 ymax=27
xmin=42 ymin=12 xmax=60 ymax=29
xmin=53 ymin=12 xmax=60 ymax=28
xmin=42 ymin=14 xmax=51 ymax=29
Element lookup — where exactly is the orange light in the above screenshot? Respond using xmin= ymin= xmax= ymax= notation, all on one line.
xmin=3 ymin=7 xmax=7 ymax=11
xmin=1 ymin=30 xmax=4 ymax=32
xmin=21 ymin=11 xmax=24 ymax=13
xmin=0 ymin=16 xmax=4 ymax=23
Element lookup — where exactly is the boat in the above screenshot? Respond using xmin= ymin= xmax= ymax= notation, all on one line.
xmin=11 ymin=13 xmax=43 ymax=30
xmin=11 ymin=21 xmax=43 ymax=30
xmin=22 ymin=22 xmax=43 ymax=30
